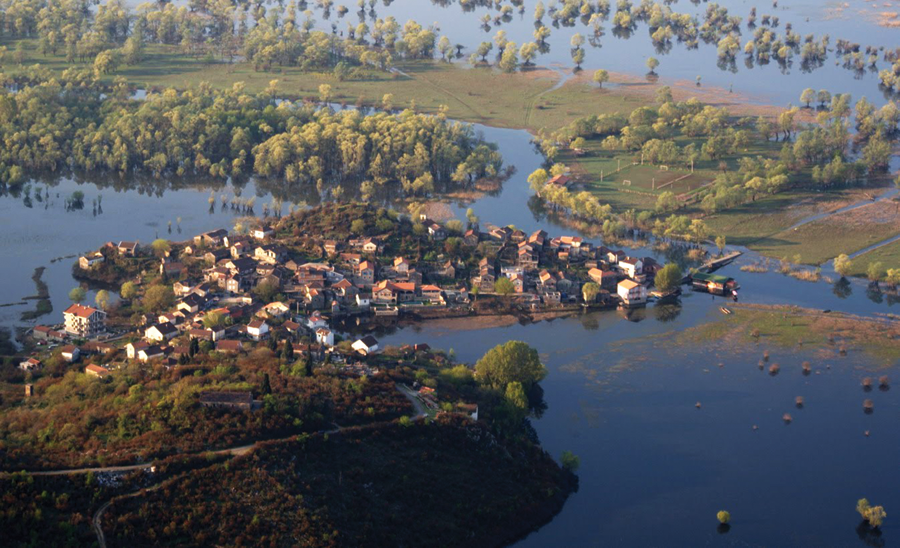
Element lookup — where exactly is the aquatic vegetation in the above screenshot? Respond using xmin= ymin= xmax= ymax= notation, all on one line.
xmin=768 ymin=363 xmax=780 ymax=376
xmin=857 ymin=498 xmax=887 ymax=528
xmin=716 ymin=510 xmax=730 ymax=524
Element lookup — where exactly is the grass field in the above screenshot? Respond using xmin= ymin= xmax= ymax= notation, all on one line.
xmin=847 ymin=238 xmax=900 ymax=277
xmin=3 ymin=40 xmax=650 ymax=132
xmin=729 ymin=198 xmax=900 ymax=265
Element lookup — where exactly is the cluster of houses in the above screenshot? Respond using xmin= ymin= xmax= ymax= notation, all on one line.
xmin=21 ymin=215 xmax=673 ymax=380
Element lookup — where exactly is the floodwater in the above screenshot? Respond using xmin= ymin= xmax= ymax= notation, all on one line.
xmin=3 ymin=0 xmax=900 ymax=545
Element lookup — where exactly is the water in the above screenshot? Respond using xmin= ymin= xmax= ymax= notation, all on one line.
xmin=371 ymin=300 xmax=900 ymax=547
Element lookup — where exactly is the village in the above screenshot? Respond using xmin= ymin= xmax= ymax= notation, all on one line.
xmin=16 ymin=204 xmax=737 ymax=410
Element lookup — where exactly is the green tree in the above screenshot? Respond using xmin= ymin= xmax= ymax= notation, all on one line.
xmin=120 ymin=281 xmax=138 ymax=300
xmin=282 ymin=339 xmax=294 ymax=361
xmin=867 ymin=261 xmax=884 ymax=283
xmin=833 ymin=254 xmax=852 ymax=278
xmin=69 ymin=287 xmax=86 ymax=304
xmin=715 ymin=235 xmax=727 ymax=255
xmin=582 ymin=281 xmax=600 ymax=303
xmin=528 ymin=168 xmax=549 ymax=192
xmin=151 ymin=239 xmax=171 ymax=257
xmin=593 ymin=69 xmax=609 ymax=88
xmin=717 ymin=510 xmax=731 ymax=524
xmin=646 ymin=56 xmax=659 ymax=73
xmin=655 ymin=191 xmax=678 ymax=213
xmin=654 ymin=263 xmax=682 ymax=293
xmin=560 ymin=450 xmax=580 ymax=472
xmin=254 ymin=279 xmax=280 ymax=303
xmin=261 ymin=373 xmax=272 ymax=395
xmin=475 ymin=340 xmax=546 ymax=389
xmin=494 ymin=276 xmax=516 ymax=295
xmin=505 ymin=381 xmax=528 ymax=409
xmin=203 ymin=311 xmax=225 ymax=329
xmin=499 ymin=41 xmax=518 ymax=72
xmin=318 ymin=84 xmax=332 ymax=103
xmin=800 ymin=88 xmax=816 ymax=108
xmin=142 ymin=284 xmax=174 ymax=314
xmin=95 ymin=289 xmax=111 ymax=311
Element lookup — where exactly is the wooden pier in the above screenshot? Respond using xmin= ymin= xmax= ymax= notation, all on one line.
xmin=697 ymin=251 xmax=742 ymax=273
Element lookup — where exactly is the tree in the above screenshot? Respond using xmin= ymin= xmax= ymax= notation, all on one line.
xmin=571 ymin=47 xmax=585 ymax=68
xmin=382 ymin=93 xmax=394 ymax=111
xmin=505 ymin=381 xmax=528 ymax=409
xmin=261 ymin=373 xmax=272 ymax=395
xmin=318 ymin=84 xmax=332 ymax=104
xmin=715 ymin=235 xmax=727 ymax=255
xmin=833 ymin=254 xmax=852 ymax=278
xmin=143 ymin=285 xmax=174 ymax=313
xmin=494 ymin=276 xmax=516 ymax=295
xmin=867 ymin=261 xmax=884 ymax=283
xmin=95 ymin=289 xmax=111 ymax=311
xmin=203 ymin=311 xmax=225 ymax=329
xmin=282 ymin=339 xmax=294 ymax=361
xmin=654 ymin=263 xmax=683 ymax=293
xmin=655 ymin=191 xmax=678 ymax=213
xmin=857 ymin=499 xmax=887 ymax=528
xmin=69 ymin=287 xmax=86 ymax=304
xmin=560 ymin=450 xmax=580 ymax=472
xmin=593 ymin=69 xmax=609 ymax=88
xmin=717 ymin=510 xmax=731 ymax=524
xmin=475 ymin=341 xmax=546 ymax=389
xmin=499 ymin=42 xmax=518 ymax=73
xmin=646 ymin=57 xmax=659 ymax=73
xmin=800 ymin=88 xmax=816 ymax=108
xmin=254 ymin=279 xmax=280 ymax=303
xmin=120 ymin=281 xmax=138 ymax=300
xmin=528 ymin=168 xmax=549 ymax=192
xmin=582 ymin=282 xmax=600 ymax=303
xmin=151 ymin=239 xmax=171 ymax=257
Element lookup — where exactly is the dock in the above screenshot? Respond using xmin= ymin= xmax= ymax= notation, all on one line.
xmin=698 ymin=251 xmax=742 ymax=274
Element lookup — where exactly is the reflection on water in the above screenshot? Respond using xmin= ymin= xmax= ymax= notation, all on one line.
xmin=372 ymin=306 xmax=899 ymax=547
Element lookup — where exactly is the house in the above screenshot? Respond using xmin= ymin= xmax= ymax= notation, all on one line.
xmin=517 ymin=246 xmax=539 ymax=269
xmin=463 ymin=229 xmax=480 ymax=248
xmin=617 ymin=279 xmax=647 ymax=307
xmin=355 ymin=294 xmax=371 ymax=309
xmin=178 ymin=293 xmax=206 ymax=314
xmin=361 ymin=238 xmax=379 ymax=254
xmin=63 ymin=304 xmax=107 ymax=338
xmin=188 ymin=329 xmax=215 ymax=342
xmin=204 ymin=248 xmax=231 ymax=264
xmin=79 ymin=252 xmax=105 ymax=269
xmin=283 ymin=320 xmax=302 ymax=335
xmin=298 ymin=314 xmax=325 ymax=333
xmin=541 ymin=290 xmax=562 ymax=305
xmin=216 ymin=340 xmax=244 ymax=354
xmin=262 ymin=301 xmax=291 ymax=318
xmin=60 ymin=345 xmax=80 ymax=363
xmin=199 ymin=391 xmax=253 ymax=410
xmin=193 ymin=228 xmax=228 ymax=246
xmin=547 ymin=174 xmax=572 ymax=187
xmin=230 ymin=241 xmax=249 ymax=258
xmin=225 ymin=257 xmax=256 ymax=276
xmin=251 ymin=225 xmax=274 ymax=240
xmin=355 ymin=260 xmax=375 ymax=285
xmin=393 ymin=256 xmax=410 ymax=274
xmin=421 ymin=285 xmax=444 ymax=304
xmin=372 ymin=281 xmax=417 ymax=305
xmin=85 ymin=364 xmax=110 ymax=378
xmin=117 ymin=241 xmax=139 ymax=256
xmin=255 ymin=244 xmax=288 ymax=264
xmin=126 ymin=340 xmax=149 ymax=359
xmin=426 ymin=221 xmax=447 ymax=240
xmin=247 ymin=319 xmax=269 ymax=341
xmin=691 ymin=272 xmax=737 ymax=295
xmin=19 ymin=357 xmax=41 ymax=371
xmin=435 ymin=260 xmax=456 ymax=279
xmin=160 ymin=260 xmax=185 ymax=277
xmin=589 ymin=267 xmax=618 ymax=290
xmin=33 ymin=325 xmax=66 ymax=341
xmin=618 ymin=257 xmax=644 ymax=279
xmin=145 ymin=322 xmax=178 ymax=342
xmin=316 ymin=327 xmax=335 ymax=347
xmin=538 ymin=270 xmax=557 ymax=290
xmin=138 ymin=345 xmax=165 ymax=363
xmin=352 ymin=335 xmax=380 ymax=355
xmin=173 ymin=280 xmax=197 ymax=297
xmin=323 ymin=240 xmax=338 ymax=255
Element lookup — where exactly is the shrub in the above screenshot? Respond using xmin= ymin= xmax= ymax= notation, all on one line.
xmin=716 ymin=510 xmax=731 ymax=524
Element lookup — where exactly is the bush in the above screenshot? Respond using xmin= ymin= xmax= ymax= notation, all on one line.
xmin=560 ymin=450 xmax=580 ymax=472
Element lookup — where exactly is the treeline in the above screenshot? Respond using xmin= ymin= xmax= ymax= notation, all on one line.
xmin=0 ymin=72 xmax=502 ymax=196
